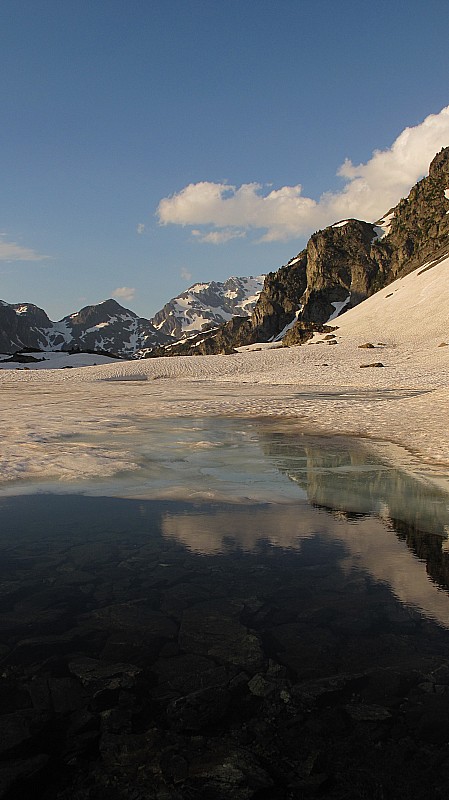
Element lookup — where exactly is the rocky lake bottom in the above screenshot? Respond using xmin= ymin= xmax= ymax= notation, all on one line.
xmin=1 ymin=418 xmax=449 ymax=799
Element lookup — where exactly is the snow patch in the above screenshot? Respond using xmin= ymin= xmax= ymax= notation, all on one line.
xmin=273 ymin=309 xmax=303 ymax=342
xmin=373 ymin=211 xmax=395 ymax=240
xmin=326 ymin=295 xmax=351 ymax=323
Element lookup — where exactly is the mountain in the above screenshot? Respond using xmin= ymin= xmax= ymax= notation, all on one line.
xmin=0 ymin=277 xmax=265 ymax=357
xmin=0 ymin=298 xmax=167 ymax=356
xmin=149 ymin=276 xmax=265 ymax=342
xmin=148 ymin=146 xmax=449 ymax=356
xmin=2 ymin=147 xmax=448 ymax=360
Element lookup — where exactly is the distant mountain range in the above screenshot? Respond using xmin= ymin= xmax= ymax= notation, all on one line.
xmin=1 ymin=147 xmax=448 ymax=360
xmin=0 ymin=276 xmax=265 ymax=357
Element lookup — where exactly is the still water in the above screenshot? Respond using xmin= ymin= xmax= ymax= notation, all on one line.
xmin=1 ymin=417 xmax=449 ymax=799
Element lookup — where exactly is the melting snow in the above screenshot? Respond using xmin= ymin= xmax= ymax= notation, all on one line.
xmin=0 ymin=257 xmax=448 ymax=493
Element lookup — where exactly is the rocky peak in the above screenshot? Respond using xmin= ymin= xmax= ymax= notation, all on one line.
xmin=378 ymin=145 xmax=449 ymax=278
xmin=300 ymin=219 xmax=381 ymax=323
xmin=153 ymin=147 xmax=449 ymax=356
xmin=148 ymin=276 xmax=265 ymax=342
xmin=64 ymin=299 xmax=137 ymax=329
xmin=11 ymin=302 xmax=53 ymax=328
xmin=428 ymin=146 xmax=449 ymax=179
xmin=0 ymin=302 xmax=52 ymax=353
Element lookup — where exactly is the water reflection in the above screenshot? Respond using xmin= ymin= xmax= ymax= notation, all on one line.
xmin=1 ymin=468 xmax=449 ymax=796
xmin=160 ymin=502 xmax=449 ymax=629
xmin=1 ymin=418 xmax=449 ymax=633
xmin=256 ymin=427 xmax=449 ymax=535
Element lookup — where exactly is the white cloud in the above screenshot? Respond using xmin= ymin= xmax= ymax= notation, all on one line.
xmin=180 ymin=267 xmax=192 ymax=281
xmin=191 ymin=228 xmax=246 ymax=244
xmin=112 ymin=286 xmax=135 ymax=302
xmin=0 ymin=236 xmax=49 ymax=261
xmin=136 ymin=223 xmax=145 ymax=234
xmin=156 ymin=105 xmax=449 ymax=243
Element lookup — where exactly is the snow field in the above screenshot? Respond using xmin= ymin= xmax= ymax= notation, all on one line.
xmin=0 ymin=256 xmax=448 ymax=488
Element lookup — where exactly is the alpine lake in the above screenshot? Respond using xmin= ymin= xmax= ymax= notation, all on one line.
xmin=1 ymin=416 xmax=449 ymax=799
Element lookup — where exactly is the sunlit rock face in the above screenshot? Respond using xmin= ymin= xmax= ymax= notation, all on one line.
xmin=159 ymin=147 xmax=449 ymax=354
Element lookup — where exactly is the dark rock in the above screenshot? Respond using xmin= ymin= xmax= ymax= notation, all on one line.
xmin=0 ymin=754 xmax=49 ymax=798
xmin=360 ymin=362 xmax=385 ymax=368
xmin=188 ymin=747 xmax=273 ymax=798
xmin=179 ymin=602 xmax=263 ymax=670
xmin=99 ymin=730 xmax=157 ymax=770
xmin=49 ymin=676 xmax=88 ymax=714
xmin=152 ymin=653 xmax=228 ymax=697
xmin=167 ymin=685 xmax=231 ymax=731
xmin=83 ymin=603 xmax=178 ymax=641
xmin=160 ymin=750 xmax=189 ymax=784
xmin=404 ymin=694 xmax=449 ymax=744
xmin=247 ymin=673 xmax=275 ymax=697
xmin=345 ymin=703 xmax=392 ymax=721
xmin=0 ymin=712 xmax=34 ymax=755
xmin=68 ymin=657 xmax=142 ymax=694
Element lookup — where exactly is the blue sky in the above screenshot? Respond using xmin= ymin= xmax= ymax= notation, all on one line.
xmin=1 ymin=0 xmax=449 ymax=320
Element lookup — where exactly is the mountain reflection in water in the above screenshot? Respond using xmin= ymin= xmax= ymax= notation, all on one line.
xmin=158 ymin=425 xmax=449 ymax=628
xmin=1 ymin=421 xmax=449 ymax=798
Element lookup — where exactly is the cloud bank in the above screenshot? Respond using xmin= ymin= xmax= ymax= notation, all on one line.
xmin=156 ymin=105 xmax=449 ymax=243
xmin=0 ymin=236 xmax=49 ymax=261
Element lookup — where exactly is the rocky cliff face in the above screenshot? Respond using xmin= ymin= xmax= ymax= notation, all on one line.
xmin=153 ymin=147 xmax=449 ymax=356
xmin=278 ymin=147 xmax=449 ymax=345
xmin=374 ymin=147 xmax=449 ymax=279
xmin=0 ymin=302 xmax=53 ymax=353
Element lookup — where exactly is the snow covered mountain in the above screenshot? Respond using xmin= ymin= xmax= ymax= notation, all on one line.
xmin=0 ymin=299 xmax=166 ymax=357
xmin=149 ymin=275 xmax=265 ymax=341
xmin=0 ymin=277 xmax=265 ymax=357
